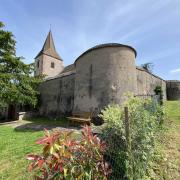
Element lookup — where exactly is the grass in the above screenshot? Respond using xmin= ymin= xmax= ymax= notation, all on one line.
xmin=0 ymin=117 xmax=71 ymax=180
xmin=0 ymin=126 xmax=43 ymax=180
xmin=152 ymin=100 xmax=180 ymax=179
xmin=165 ymin=100 xmax=180 ymax=124
xmin=24 ymin=117 xmax=69 ymax=126
xmin=0 ymin=101 xmax=179 ymax=179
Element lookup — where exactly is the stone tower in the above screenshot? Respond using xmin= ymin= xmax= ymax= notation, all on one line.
xmin=34 ymin=30 xmax=64 ymax=78
xmin=73 ymin=44 xmax=137 ymax=112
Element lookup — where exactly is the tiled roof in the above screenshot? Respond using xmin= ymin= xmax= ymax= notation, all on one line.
xmin=35 ymin=30 xmax=62 ymax=61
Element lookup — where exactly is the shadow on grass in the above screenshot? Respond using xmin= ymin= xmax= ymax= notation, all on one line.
xmin=14 ymin=117 xmax=81 ymax=132
xmin=14 ymin=123 xmax=60 ymax=132
xmin=24 ymin=117 xmax=69 ymax=125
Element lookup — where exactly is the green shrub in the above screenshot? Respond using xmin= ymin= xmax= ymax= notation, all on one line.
xmin=99 ymin=105 xmax=126 ymax=178
xmin=154 ymin=86 xmax=163 ymax=105
xmin=154 ymin=86 xmax=162 ymax=95
xmin=27 ymin=126 xmax=111 ymax=179
xmin=99 ymin=93 xmax=165 ymax=179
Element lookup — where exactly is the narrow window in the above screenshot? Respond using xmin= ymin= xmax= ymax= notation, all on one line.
xmin=51 ymin=62 xmax=55 ymax=68
xmin=37 ymin=60 xmax=39 ymax=68
xmin=89 ymin=64 xmax=93 ymax=98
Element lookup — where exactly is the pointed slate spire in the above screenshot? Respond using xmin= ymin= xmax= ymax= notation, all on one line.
xmin=35 ymin=30 xmax=62 ymax=61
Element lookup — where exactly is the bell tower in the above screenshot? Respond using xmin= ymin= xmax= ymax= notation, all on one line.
xmin=34 ymin=30 xmax=64 ymax=78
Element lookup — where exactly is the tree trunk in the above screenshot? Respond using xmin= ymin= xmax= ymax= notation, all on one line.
xmin=7 ymin=105 xmax=17 ymax=121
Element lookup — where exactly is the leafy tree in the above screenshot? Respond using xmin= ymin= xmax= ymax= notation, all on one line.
xmin=141 ymin=62 xmax=154 ymax=73
xmin=0 ymin=21 xmax=42 ymax=109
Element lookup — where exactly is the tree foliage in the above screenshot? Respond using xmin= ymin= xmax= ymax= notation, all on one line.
xmin=0 ymin=21 xmax=42 ymax=107
xmin=141 ymin=62 xmax=154 ymax=73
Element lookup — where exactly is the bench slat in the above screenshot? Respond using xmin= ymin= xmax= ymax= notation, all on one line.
xmin=67 ymin=117 xmax=90 ymax=122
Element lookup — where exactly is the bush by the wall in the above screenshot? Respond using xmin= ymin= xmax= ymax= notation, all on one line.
xmin=154 ymin=86 xmax=164 ymax=105
xmin=99 ymin=93 xmax=165 ymax=179
xmin=99 ymin=105 xmax=126 ymax=178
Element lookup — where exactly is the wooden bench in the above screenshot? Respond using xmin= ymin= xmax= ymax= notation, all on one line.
xmin=67 ymin=112 xmax=91 ymax=126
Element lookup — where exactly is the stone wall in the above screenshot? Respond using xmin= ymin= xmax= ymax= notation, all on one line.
xmin=34 ymin=54 xmax=43 ymax=76
xmin=73 ymin=45 xmax=137 ymax=113
xmin=37 ymin=44 xmax=172 ymax=118
xmin=136 ymin=67 xmax=167 ymax=100
xmin=39 ymin=72 xmax=75 ymax=117
xmin=166 ymin=80 xmax=180 ymax=100
xmin=35 ymin=54 xmax=64 ymax=78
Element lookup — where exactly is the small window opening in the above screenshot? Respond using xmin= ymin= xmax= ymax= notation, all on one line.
xmin=51 ymin=62 xmax=55 ymax=68
xmin=37 ymin=61 xmax=39 ymax=68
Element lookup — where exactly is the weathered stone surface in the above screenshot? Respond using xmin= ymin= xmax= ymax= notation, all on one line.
xmin=35 ymin=54 xmax=64 ymax=78
xmin=74 ymin=46 xmax=136 ymax=112
xmin=136 ymin=67 xmax=167 ymax=100
xmin=34 ymin=31 xmax=64 ymax=78
xmin=166 ymin=81 xmax=180 ymax=100
xmin=36 ymin=43 xmax=179 ymax=118
xmin=39 ymin=73 xmax=75 ymax=116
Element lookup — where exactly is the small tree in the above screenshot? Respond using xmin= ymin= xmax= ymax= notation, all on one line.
xmin=0 ymin=22 xmax=42 ymax=119
xmin=141 ymin=62 xmax=154 ymax=73
xmin=154 ymin=86 xmax=162 ymax=95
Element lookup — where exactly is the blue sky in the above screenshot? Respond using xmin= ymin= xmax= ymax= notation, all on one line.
xmin=0 ymin=0 xmax=180 ymax=80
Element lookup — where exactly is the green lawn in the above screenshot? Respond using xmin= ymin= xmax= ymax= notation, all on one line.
xmin=165 ymin=100 xmax=180 ymax=124
xmin=24 ymin=117 xmax=69 ymax=126
xmin=0 ymin=127 xmax=43 ymax=180
xmin=153 ymin=100 xmax=180 ymax=179
xmin=0 ymin=117 xmax=77 ymax=180
xmin=0 ymin=118 xmax=68 ymax=180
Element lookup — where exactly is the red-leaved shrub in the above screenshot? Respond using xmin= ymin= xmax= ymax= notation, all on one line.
xmin=27 ymin=126 xmax=111 ymax=179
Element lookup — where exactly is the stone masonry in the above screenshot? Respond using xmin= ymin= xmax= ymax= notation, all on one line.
xmin=34 ymin=32 xmax=179 ymax=117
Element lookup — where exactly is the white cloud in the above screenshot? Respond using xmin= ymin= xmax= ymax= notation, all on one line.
xmin=170 ymin=68 xmax=180 ymax=74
